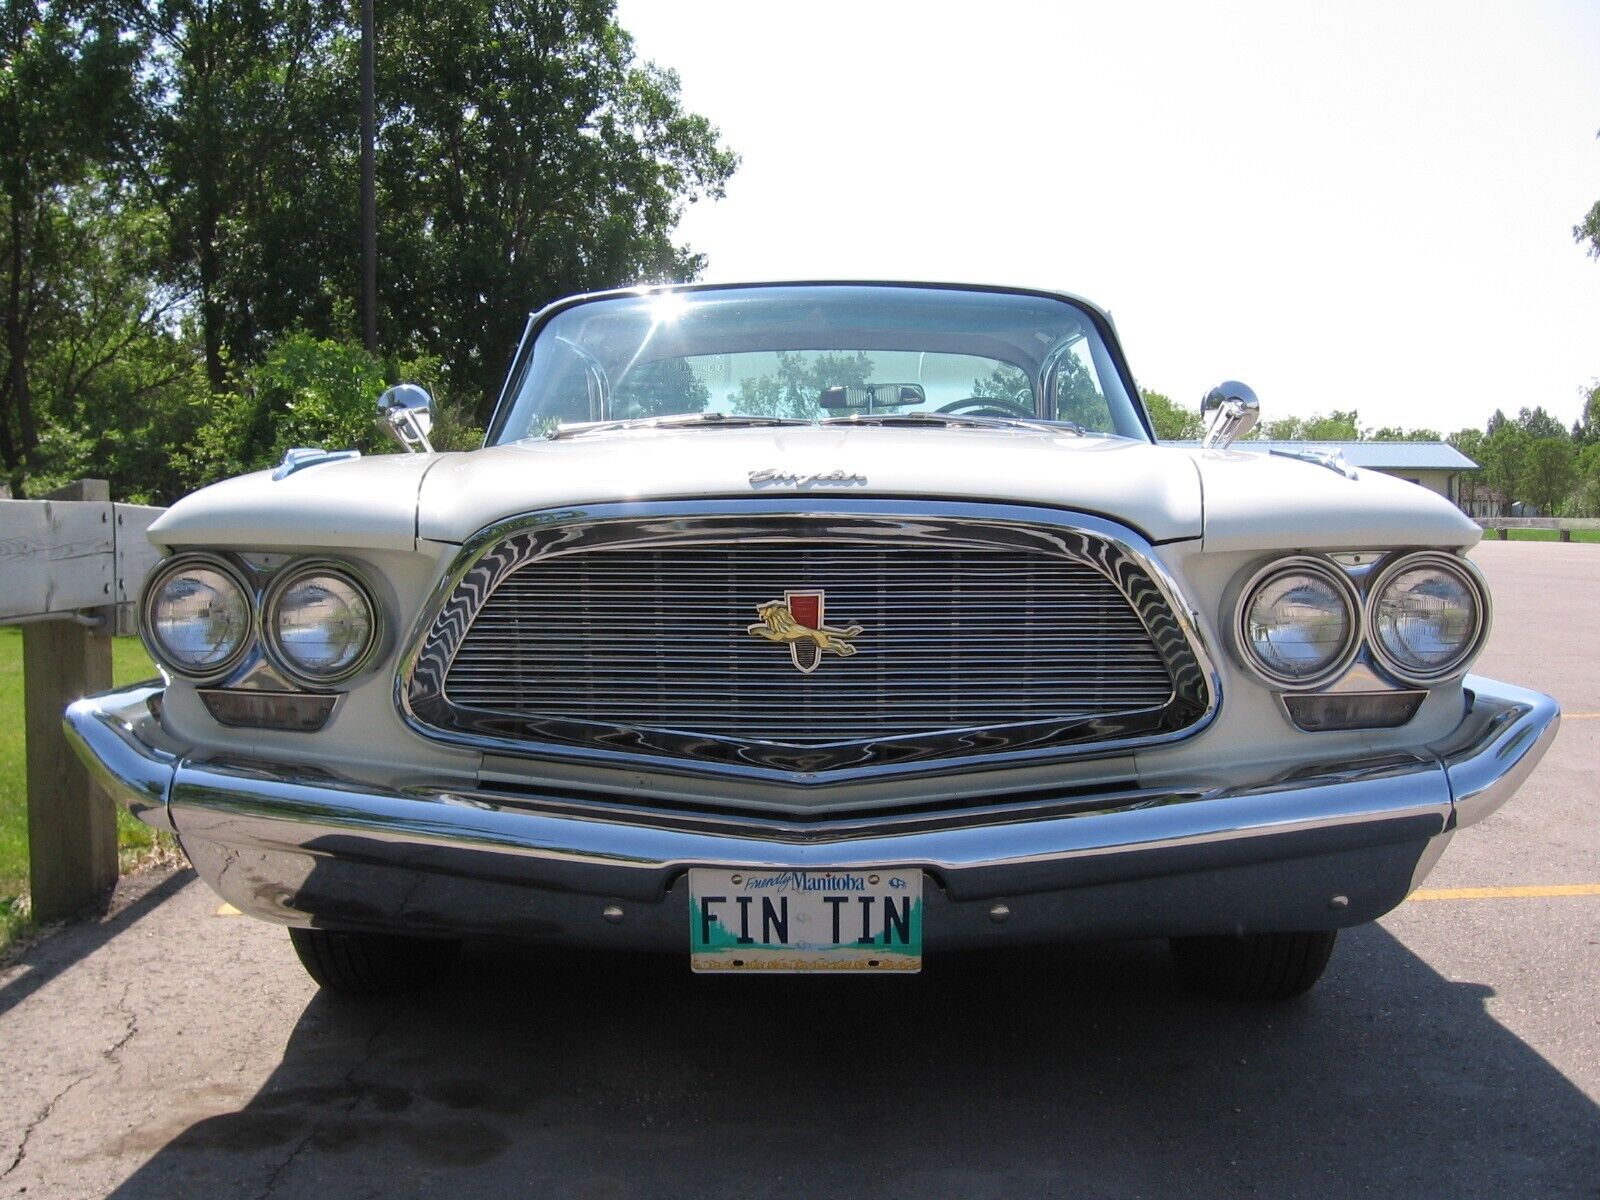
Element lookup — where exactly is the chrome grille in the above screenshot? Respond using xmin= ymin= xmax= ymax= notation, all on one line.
xmin=441 ymin=541 xmax=1175 ymax=744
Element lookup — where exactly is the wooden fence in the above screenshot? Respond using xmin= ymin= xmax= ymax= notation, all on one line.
xmin=1477 ymin=517 xmax=1600 ymax=542
xmin=1 ymin=480 xmax=165 ymax=922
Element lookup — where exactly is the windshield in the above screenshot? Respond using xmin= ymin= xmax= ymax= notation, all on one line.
xmin=489 ymin=284 xmax=1148 ymax=443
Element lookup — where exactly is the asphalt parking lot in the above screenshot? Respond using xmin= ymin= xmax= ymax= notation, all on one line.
xmin=1 ymin=539 xmax=1596 ymax=1199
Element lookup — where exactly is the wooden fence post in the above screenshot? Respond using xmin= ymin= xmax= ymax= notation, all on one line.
xmin=23 ymin=480 xmax=117 ymax=921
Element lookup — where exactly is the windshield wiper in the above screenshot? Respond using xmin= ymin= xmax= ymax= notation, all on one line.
xmin=545 ymin=412 xmax=812 ymax=440
xmin=820 ymin=412 xmax=1083 ymax=436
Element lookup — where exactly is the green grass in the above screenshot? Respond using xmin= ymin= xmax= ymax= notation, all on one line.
xmin=1497 ymin=528 xmax=1600 ymax=544
xmin=0 ymin=627 xmax=162 ymax=950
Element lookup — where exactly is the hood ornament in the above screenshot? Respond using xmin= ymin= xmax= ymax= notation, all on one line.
xmin=746 ymin=591 xmax=863 ymax=673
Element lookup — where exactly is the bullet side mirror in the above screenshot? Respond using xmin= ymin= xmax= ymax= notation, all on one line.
xmin=377 ymin=383 xmax=435 ymax=453
xmin=1200 ymin=381 xmax=1260 ymax=449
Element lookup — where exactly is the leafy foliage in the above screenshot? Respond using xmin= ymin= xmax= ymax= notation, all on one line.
xmin=1140 ymin=389 xmax=1202 ymax=440
xmin=183 ymin=333 xmax=480 ymax=483
xmin=1444 ymin=388 xmax=1600 ymax=518
xmin=373 ymin=0 xmax=737 ymax=419
xmin=1256 ymin=410 xmax=1362 ymax=441
xmin=1368 ymin=425 xmax=1442 ymax=442
xmin=0 ymin=0 xmax=735 ymax=500
xmin=1576 ymin=128 xmax=1600 ymax=260
xmin=1 ymin=3 xmax=148 ymax=489
xmin=1520 ymin=437 xmax=1578 ymax=515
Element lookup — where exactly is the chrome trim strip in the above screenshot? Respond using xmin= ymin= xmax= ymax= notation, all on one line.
xmin=394 ymin=500 xmax=1222 ymax=785
xmin=169 ymin=753 xmax=1450 ymax=906
xmin=1432 ymin=678 xmax=1560 ymax=829
xmin=62 ymin=685 xmax=179 ymax=833
xmin=65 ymin=676 xmax=1558 ymax=919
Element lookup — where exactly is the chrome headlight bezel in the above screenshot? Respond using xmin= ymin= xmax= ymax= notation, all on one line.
xmin=1365 ymin=551 xmax=1490 ymax=687
xmin=1233 ymin=556 xmax=1363 ymax=691
xmin=139 ymin=553 xmax=256 ymax=683
xmin=260 ymin=559 xmax=382 ymax=688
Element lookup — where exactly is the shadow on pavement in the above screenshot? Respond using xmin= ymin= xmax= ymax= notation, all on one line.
xmin=0 ymin=868 xmax=193 ymax=1021
xmin=106 ymin=925 xmax=1597 ymax=1199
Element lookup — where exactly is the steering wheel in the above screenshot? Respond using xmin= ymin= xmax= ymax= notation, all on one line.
xmin=937 ymin=395 xmax=1037 ymax=419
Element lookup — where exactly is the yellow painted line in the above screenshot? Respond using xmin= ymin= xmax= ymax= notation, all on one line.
xmin=215 ymin=902 xmax=241 ymax=916
xmin=1562 ymin=712 xmax=1600 ymax=720
xmin=1410 ymin=884 xmax=1600 ymax=901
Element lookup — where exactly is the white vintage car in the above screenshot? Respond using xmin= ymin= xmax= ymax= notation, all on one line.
xmin=66 ymin=282 xmax=1558 ymax=999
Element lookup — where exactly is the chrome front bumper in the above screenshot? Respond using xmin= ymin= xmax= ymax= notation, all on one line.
xmin=65 ymin=678 xmax=1559 ymax=948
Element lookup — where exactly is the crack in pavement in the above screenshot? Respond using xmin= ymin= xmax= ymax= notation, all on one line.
xmin=105 ymin=979 xmax=140 ymax=1064
xmin=252 ymin=1006 xmax=404 ymax=1200
xmin=0 ymin=979 xmax=142 ymax=1184
xmin=1 ymin=1071 xmax=95 ymax=1182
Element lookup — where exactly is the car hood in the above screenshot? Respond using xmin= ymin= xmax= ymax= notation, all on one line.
xmin=147 ymin=427 xmax=1481 ymax=556
xmin=1186 ymin=446 xmax=1482 ymax=552
xmin=414 ymin=425 xmax=1205 ymax=543
xmin=149 ymin=451 xmax=436 ymax=552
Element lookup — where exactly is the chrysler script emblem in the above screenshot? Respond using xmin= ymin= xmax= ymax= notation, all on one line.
xmin=746 ymin=591 xmax=863 ymax=673
xmin=748 ymin=468 xmax=867 ymax=488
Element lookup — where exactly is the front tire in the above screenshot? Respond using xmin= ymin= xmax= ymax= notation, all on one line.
xmin=288 ymin=927 xmax=461 ymax=996
xmin=1169 ymin=930 xmax=1337 ymax=1000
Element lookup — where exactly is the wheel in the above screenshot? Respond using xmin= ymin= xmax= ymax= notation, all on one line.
xmin=1169 ymin=930 xmax=1338 ymax=1000
xmin=288 ymin=927 xmax=461 ymax=996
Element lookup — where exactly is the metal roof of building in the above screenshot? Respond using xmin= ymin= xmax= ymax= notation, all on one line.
xmin=1172 ymin=440 xmax=1478 ymax=470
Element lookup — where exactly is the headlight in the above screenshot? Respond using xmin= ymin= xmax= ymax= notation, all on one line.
xmin=264 ymin=563 xmax=379 ymax=684
xmin=1368 ymin=552 xmax=1487 ymax=685
xmin=142 ymin=556 xmax=253 ymax=679
xmin=1236 ymin=558 xmax=1360 ymax=688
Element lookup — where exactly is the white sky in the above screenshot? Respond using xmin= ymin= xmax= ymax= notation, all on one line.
xmin=615 ymin=0 xmax=1600 ymax=435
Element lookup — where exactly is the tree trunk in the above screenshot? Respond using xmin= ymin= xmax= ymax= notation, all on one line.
xmin=197 ymin=202 xmax=226 ymax=392
xmin=360 ymin=0 xmax=377 ymax=352
xmin=4 ymin=194 xmax=33 ymax=465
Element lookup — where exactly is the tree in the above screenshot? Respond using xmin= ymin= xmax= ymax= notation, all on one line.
xmin=1369 ymin=425 xmax=1442 ymax=441
xmin=121 ymin=0 xmax=366 ymax=391
xmin=1570 ymin=381 xmax=1600 ymax=446
xmin=0 ymin=4 xmax=143 ymax=485
xmin=1257 ymin=410 xmax=1361 ymax=441
xmin=375 ymin=0 xmax=738 ymax=419
xmin=181 ymin=331 xmax=478 ymax=486
xmin=0 ymin=0 xmax=737 ymax=500
xmin=1481 ymin=423 xmax=1529 ymax=516
xmin=1515 ymin=405 xmax=1568 ymax=441
xmin=1519 ymin=437 xmax=1577 ymax=515
xmin=1140 ymin=388 xmax=1203 ymax=440
xmin=1576 ymin=443 xmax=1600 ymax=516
xmin=21 ymin=188 xmax=206 ymax=502
xmin=1447 ymin=426 xmax=1487 ymax=510
xmin=105 ymin=0 xmax=736 ymax=416
xmin=1576 ymin=128 xmax=1600 ymax=259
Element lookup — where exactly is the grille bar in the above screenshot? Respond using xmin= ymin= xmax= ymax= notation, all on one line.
xmin=441 ymin=535 xmax=1177 ymax=746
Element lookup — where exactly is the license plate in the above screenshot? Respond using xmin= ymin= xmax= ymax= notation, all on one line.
xmin=689 ymin=868 xmax=922 ymax=972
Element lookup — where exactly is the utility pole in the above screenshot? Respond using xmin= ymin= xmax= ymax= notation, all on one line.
xmin=360 ymin=0 xmax=377 ymax=352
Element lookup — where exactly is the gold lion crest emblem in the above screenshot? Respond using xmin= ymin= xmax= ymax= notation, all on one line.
xmin=746 ymin=590 xmax=862 ymax=673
